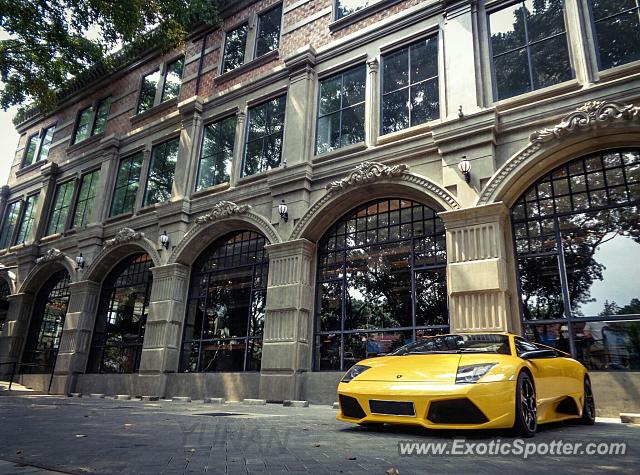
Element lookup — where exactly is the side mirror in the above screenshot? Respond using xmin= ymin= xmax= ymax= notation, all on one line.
xmin=520 ymin=349 xmax=557 ymax=360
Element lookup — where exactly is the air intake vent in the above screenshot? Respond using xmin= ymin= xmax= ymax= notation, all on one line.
xmin=427 ymin=399 xmax=488 ymax=424
xmin=339 ymin=395 xmax=366 ymax=419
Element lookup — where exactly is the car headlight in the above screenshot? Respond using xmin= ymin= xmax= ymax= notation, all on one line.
xmin=341 ymin=364 xmax=371 ymax=383
xmin=455 ymin=363 xmax=497 ymax=384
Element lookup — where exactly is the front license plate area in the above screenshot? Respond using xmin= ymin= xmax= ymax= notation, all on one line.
xmin=369 ymin=400 xmax=416 ymax=416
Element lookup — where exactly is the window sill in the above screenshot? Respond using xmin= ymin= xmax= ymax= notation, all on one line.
xmin=66 ymin=133 xmax=104 ymax=155
xmin=313 ymin=142 xmax=368 ymax=164
xmin=40 ymin=233 xmax=62 ymax=244
xmin=130 ymin=97 xmax=179 ymax=126
xmin=377 ymin=122 xmax=434 ymax=146
xmin=192 ymin=182 xmax=231 ymax=199
xmin=596 ymin=59 xmax=640 ymax=84
xmin=493 ymin=79 xmax=582 ymax=113
xmin=237 ymin=165 xmax=283 ymax=185
xmin=16 ymin=160 xmax=48 ymax=178
xmin=329 ymin=0 xmax=403 ymax=33
xmin=214 ymin=50 xmax=279 ymax=85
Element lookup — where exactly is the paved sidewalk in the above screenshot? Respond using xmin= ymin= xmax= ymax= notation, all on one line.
xmin=0 ymin=394 xmax=638 ymax=474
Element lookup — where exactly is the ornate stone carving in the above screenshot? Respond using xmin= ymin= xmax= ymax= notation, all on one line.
xmin=35 ymin=248 xmax=64 ymax=265
xmin=104 ymin=227 xmax=144 ymax=248
xmin=194 ymin=200 xmax=251 ymax=225
xmin=530 ymin=100 xmax=640 ymax=143
xmin=326 ymin=162 xmax=410 ymax=193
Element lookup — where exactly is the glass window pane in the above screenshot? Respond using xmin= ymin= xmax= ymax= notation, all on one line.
xmin=46 ymin=181 xmax=75 ymax=235
xmin=162 ymin=57 xmax=184 ymax=102
xmin=340 ymin=104 xmax=365 ymax=147
xmin=137 ymin=70 xmax=160 ymax=114
xmin=594 ymin=9 xmax=640 ymax=70
xmin=316 ymin=112 xmax=341 ymax=154
xmin=591 ymin=0 xmax=637 ymax=22
xmin=72 ymin=170 xmax=100 ymax=228
xmin=383 ymin=48 xmax=408 ymax=94
xmin=342 ymin=66 xmax=366 ymax=107
xmin=530 ymin=35 xmax=572 ymax=90
xmin=38 ymin=126 xmax=55 ymax=162
xmin=0 ymin=201 xmax=22 ymax=249
xmin=92 ymin=98 xmax=111 ymax=135
xmin=74 ymin=107 xmax=93 ymax=143
xmin=255 ymin=4 xmax=282 ymax=57
xmin=22 ymin=135 xmax=39 ymax=167
xmin=197 ymin=116 xmax=235 ymax=191
xmin=573 ymin=320 xmax=640 ymax=370
xmin=382 ymin=89 xmax=409 ymax=134
xmin=410 ymin=78 xmax=439 ymax=126
xmin=489 ymin=2 xmax=527 ymax=56
xmin=222 ymin=23 xmax=248 ymax=73
xmin=494 ymin=48 xmax=530 ymax=100
xmin=524 ymin=0 xmax=566 ymax=43
xmin=411 ymin=36 xmax=438 ymax=83
xmin=144 ymin=138 xmax=179 ymax=206
xmin=518 ymin=255 xmax=565 ymax=320
xmin=243 ymin=96 xmax=285 ymax=176
xmin=110 ymin=152 xmax=143 ymax=216
xmin=319 ymin=75 xmax=342 ymax=116
xmin=336 ymin=0 xmax=370 ymax=19
xmin=16 ymin=193 xmax=39 ymax=244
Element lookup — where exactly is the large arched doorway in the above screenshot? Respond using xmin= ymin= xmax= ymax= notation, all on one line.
xmin=180 ymin=230 xmax=269 ymax=372
xmin=512 ymin=149 xmax=640 ymax=370
xmin=21 ymin=270 xmax=71 ymax=372
xmin=314 ymin=198 xmax=448 ymax=371
xmin=87 ymin=253 xmax=153 ymax=373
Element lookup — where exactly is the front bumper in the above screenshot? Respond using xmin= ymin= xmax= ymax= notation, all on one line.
xmin=337 ymin=379 xmax=516 ymax=430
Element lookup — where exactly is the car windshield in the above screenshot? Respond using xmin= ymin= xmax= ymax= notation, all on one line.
xmin=391 ymin=334 xmax=511 ymax=355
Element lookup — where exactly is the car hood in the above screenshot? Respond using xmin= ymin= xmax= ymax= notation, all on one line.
xmin=352 ymin=355 xmax=462 ymax=383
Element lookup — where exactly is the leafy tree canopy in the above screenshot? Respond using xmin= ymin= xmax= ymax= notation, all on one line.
xmin=0 ymin=1 xmax=221 ymax=115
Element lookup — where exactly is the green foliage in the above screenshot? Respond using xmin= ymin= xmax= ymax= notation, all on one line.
xmin=0 ymin=0 xmax=221 ymax=115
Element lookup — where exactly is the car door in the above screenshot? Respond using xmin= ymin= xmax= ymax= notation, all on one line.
xmin=514 ymin=337 xmax=561 ymax=404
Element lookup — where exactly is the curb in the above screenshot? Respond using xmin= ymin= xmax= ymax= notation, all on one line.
xmin=114 ymin=394 xmax=131 ymax=400
xmin=243 ymin=398 xmax=267 ymax=405
xmin=283 ymin=400 xmax=309 ymax=408
xmin=204 ymin=397 xmax=225 ymax=404
xmin=620 ymin=413 xmax=640 ymax=424
xmin=172 ymin=396 xmax=192 ymax=402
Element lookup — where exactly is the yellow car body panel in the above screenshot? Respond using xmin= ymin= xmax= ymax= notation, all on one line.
xmin=336 ymin=333 xmax=590 ymax=430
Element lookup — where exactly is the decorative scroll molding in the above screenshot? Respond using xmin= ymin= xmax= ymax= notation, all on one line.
xmin=35 ymin=248 xmax=65 ymax=265
xmin=326 ymin=162 xmax=410 ymax=193
xmin=194 ymin=200 xmax=251 ymax=225
xmin=168 ymin=201 xmax=281 ymax=265
xmin=478 ymin=101 xmax=640 ymax=205
xmin=104 ymin=227 xmax=144 ymax=248
xmin=290 ymin=164 xmax=460 ymax=241
xmin=530 ymin=101 xmax=640 ymax=143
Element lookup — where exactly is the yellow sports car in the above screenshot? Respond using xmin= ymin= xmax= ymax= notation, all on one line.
xmin=337 ymin=333 xmax=595 ymax=437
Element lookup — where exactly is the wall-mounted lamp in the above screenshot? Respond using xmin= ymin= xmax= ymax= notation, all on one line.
xmin=76 ymin=253 xmax=85 ymax=270
xmin=278 ymin=200 xmax=289 ymax=223
xmin=458 ymin=156 xmax=471 ymax=184
xmin=159 ymin=231 xmax=170 ymax=249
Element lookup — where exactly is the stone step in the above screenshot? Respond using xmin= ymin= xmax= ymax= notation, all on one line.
xmin=69 ymin=393 xmax=82 ymax=398
xmin=204 ymin=397 xmax=225 ymax=404
xmin=620 ymin=413 xmax=640 ymax=424
xmin=140 ymin=395 xmax=159 ymax=401
xmin=283 ymin=400 xmax=309 ymax=408
xmin=243 ymin=398 xmax=267 ymax=405
xmin=114 ymin=394 xmax=131 ymax=400
xmin=172 ymin=396 xmax=191 ymax=402
xmin=89 ymin=394 xmax=105 ymax=399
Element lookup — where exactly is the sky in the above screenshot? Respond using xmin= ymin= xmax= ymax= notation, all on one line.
xmin=0 ymin=30 xmax=19 ymax=186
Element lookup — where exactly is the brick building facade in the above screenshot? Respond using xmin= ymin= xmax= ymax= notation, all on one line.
xmin=1 ymin=0 xmax=639 ymax=405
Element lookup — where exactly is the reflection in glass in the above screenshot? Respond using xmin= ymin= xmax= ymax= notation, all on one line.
xmin=243 ymin=96 xmax=286 ymax=176
xmin=110 ymin=152 xmax=143 ymax=216
xmin=222 ymin=23 xmax=249 ymax=73
xmin=197 ymin=116 xmax=235 ymax=191
xmin=315 ymin=199 xmax=448 ymax=371
xmin=181 ymin=231 xmax=268 ymax=372
xmin=137 ymin=70 xmax=161 ymax=114
xmin=88 ymin=254 xmax=152 ymax=373
xmin=161 ymin=57 xmax=184 ymax=102
xmin=256 ymin=4 xmax=282 ymax=57
xmin=573 ymin=320 xmax=640 ymax=370
xmin=21 ymin=270 xmax=71 ymax=372
xmin=143 ymin=138 xmax=179 ymax=206
xmin=591 ymin=0 xmax=640 ymax=70
xmin=489 ymin=0 xmax=571 ymax=100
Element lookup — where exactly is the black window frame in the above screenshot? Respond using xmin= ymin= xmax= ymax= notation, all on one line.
xmin=71 ymin=168 xmax=101 ymax=229
xmin=15 ymin=192 xmax=40 ymax=244
xmin=142 ymin=137 xmax=180 ymax=208
xmin=109 ymin=152 xmax=144 ymax=217
xmin=588 ymin=0 xmax=640 ymax=71
xmin=21 ymin=124 xmax=56 ymax=169
xmin=196 ymin=114 xmax=237 ymax=191
xmin=380 ymin=33 xmax=440 ymax=136
xmin=315 ymin=63 xmax=367 ymax=155
xmin=72 ymin=97 xmax=111 ymax=145
xmin=0 ymin=200 xmax=23 ymax=250
xmin=335 ymin=0 xmax=374 ymax=19
xmin=136 ymin=56 xmax=185 ymax=115
xmin=221 ymin=21 xmax=250 ymax=74
xmin=46 ymin=179 xmax=76 ymax=236
xmin=242 ymin=94 xmax=287 ymax=177
xmin=254 ymin=3 xmax=284 ymax=59
xmin=487 ymin=0 xmax=574 ymax=102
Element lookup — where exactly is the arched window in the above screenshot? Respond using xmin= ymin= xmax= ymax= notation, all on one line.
xmin=512 ymin=149 xmax=640 ymax=370
xmin=181 ymin=231 xmax=268 ymax=372
xmin=315 ymin=198 xmax=448 ymax=371
xmin=21 ymin=270 xmax=70 ymax=372
xmin=88 ymin=253 xmax=152 ymax=373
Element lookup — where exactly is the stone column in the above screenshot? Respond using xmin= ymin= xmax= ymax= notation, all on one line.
xmin=260 ymin=239 xmax=316 ymax=402
xmin=139 ymin=264 xmax=189 ymax=377
xmin=52 ymin=280 xmax=100 ymax=394
xmin=365 ymin=58 xmax=380 ymax=147
xmin=442 ymin=1 xmax=481 ymax=119
xmin=177 ymin=97 xmax=204 ymax=197
xmin=282 ymin=46 xmax=317 ymax=166
xmin=91 ymin=135 xmax=120 ymax=223
xmin=0 ymin=293 xmax=34 ymax=373
xmin=439 ymin=203 xmax=521 ymax=334
xmin=230 ymin=111 xmax=246 ymax=186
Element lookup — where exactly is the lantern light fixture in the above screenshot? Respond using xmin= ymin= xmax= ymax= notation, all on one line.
xmin=278 ymin=200 xmax=289 ymax=223
xmin=76 ymin=253 xmax=85 ymax=270
xmin=458 ymin=156 xmax=471 ymax=184
xmin=160 ymin=230 xmax=170 ymax=249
